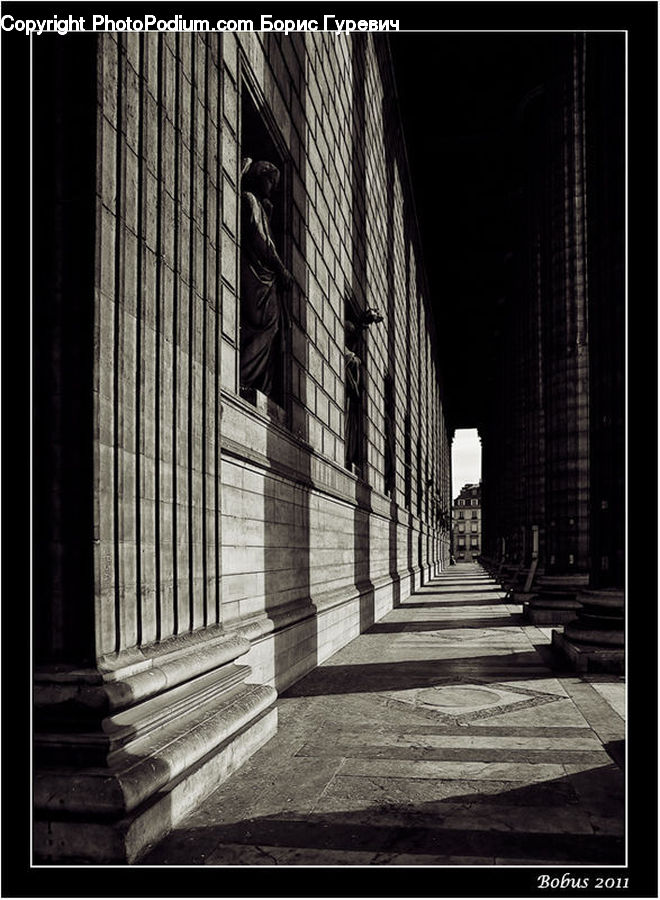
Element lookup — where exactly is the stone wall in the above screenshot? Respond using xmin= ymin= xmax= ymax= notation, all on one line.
xmin=33 ymin=31 xmax=451 ymax=862
xmin=86 ymin=31 xmax=450 ymax=677
xmin=219 ymin=33 xmax=451 ymax=690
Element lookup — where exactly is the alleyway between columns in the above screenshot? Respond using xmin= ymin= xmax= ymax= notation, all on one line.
xmin=142 ymin=564 xmax=625 ymax=866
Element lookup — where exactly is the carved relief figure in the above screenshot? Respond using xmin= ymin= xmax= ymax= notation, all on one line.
xmin=345 ymin=305 xmax=383 ymax=469
xmin=239 ymin=158 xmax=292 ymax=398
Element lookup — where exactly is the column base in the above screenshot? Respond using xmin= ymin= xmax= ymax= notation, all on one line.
xmin=510 ymin=591 xmax=535 ymax=604
xmin=523 ymin=591 xmax=583 ymax=625
xmin=535 ymin=574 xmax=590 ymax=589
xmin=34 ymin=701 xmax=277 ymax=864
xmin=33 ymin=633 xmax=278 ymax=864
xmin=551 ymin=589 xmax=625 ymax=674
xmin=552 ymin=630 xmax=625 ymax=674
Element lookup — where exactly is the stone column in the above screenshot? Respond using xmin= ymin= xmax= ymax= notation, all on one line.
xmin=521 ymin=35 xmax=591 ymax=625
xmin=552 ymin=34 xmax=625 ymax=672
xmin=33 ymin=34 xmax=276 ymax=864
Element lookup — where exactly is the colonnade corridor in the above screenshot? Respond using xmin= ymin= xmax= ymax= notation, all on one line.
xmin=141 ymin=564 xmax=625 ymax=866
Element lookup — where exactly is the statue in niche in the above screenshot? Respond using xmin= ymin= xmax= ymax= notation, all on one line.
xmin=344 ymin=305 xmax=383 ymax=470
xmin=239 ymin=158 xmax=293 ymax=398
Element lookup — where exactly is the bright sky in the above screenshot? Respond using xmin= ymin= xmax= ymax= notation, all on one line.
xmin=452 ymin=428 xmax=482 ymax=499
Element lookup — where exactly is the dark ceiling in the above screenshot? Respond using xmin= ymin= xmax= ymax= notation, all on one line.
xmin=389 ymin=33 xmax=566 ymax=431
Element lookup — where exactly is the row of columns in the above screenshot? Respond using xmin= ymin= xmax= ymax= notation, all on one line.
xmin=478 ymin=33 xmax=624 ymax=673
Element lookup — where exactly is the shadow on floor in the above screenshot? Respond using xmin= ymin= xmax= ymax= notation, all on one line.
xmin=142 ymin=763 xmax=624 ymax=865
xmin=604 ymin=739 xmax=625 ymax=769
xmin=366 ymin=616 xmax=525 ymax=633
xmin=401 ymin=598 xmax=517 ymax=609
xmin=412 ymin=586 xmax=505 ymax=594
xmin=281 ymin=652 xmax=556 ymax=697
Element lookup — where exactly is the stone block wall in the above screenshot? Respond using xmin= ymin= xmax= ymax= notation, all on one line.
xmin=33 ymin=31 xmax=450 ymax=862
xmin=215 ymin=32 xmax=450 ymax=691
xmin=82 ymin=31 xmax=450 ymax=678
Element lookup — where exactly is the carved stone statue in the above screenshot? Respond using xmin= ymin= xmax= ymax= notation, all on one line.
xmin=344 ymin=305 xmax=383 ymax=469
xmin=239 ymin=158 xmax=293 ymax=398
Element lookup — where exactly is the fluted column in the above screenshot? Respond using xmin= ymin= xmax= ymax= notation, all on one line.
xmin=33 ymin=33 xmax=277 ymax=864
xmin=552 ymin=33 xmax=625 ymax=672
xmin=520 ymin=35 xmax=591 ymax=624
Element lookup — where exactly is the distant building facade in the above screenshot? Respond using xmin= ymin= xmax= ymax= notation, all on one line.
xmin=452 ymin=483 xmax=482 ymax=562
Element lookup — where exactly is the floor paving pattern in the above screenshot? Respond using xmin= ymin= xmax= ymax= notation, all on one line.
xmin=141 ymin=564 xmax=625 ymax=866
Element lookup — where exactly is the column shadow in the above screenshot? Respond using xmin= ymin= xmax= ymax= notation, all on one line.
xmin=140 ymin=762 xmax=624 ymax=865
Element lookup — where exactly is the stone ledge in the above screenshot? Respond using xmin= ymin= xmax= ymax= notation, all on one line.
xmin=35 ymin=664 xmax=253 ymax=761
xmin=34 ymin=679 xmax=276 ymax=816
xmin=221 ymin=390 xmax=441 ymax=532
xmin=34 ymin=630 xmax=251 ymax=713
xmin=226 ymin=567 xmax=422 ymax=647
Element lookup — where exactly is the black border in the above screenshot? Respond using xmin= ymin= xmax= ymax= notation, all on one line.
xmin=4 ymin=1 xmax=657 ymax=897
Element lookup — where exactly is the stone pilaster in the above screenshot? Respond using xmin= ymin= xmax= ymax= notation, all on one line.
xmin=32 ymin=33 xmax=277 ymax=863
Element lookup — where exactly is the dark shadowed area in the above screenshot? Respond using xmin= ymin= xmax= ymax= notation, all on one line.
xmin=389 ymin=32 xmax=622 ymax=431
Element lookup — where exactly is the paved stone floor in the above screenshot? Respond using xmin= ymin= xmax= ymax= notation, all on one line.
xmin=141 ymin=564 xmax=625 ymax=866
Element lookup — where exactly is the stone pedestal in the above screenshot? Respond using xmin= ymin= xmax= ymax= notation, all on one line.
xmin=523 ymin=590 xmax=584 ymax=624
xmin=552 ymin=588 xmax=624 ymax=673
xmin=522 ymin=574 xmax=589 ymax=624
xmin=33 ymin=632 xmax=277 ymax=863
xmin=510 ymin=591 xmax=536 ymax=605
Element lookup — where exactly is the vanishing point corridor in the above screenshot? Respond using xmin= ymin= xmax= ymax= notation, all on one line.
xmin=142 ymin=564 xmax=625 ymax=866
xmin=29 ymin=25 xmax=636 ymax=881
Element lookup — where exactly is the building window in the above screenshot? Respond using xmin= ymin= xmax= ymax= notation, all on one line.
xmin=458 ymin=538 xmax=465 ymax=547
xmin=458 ymin=524 xmax=465 ymax=533
xmin=458 ymin=510 xmax=464 ymax=519
xmin=471 ymin=499 xmax=478 ymax=506
xmin=471 ymin=510 xmax=477 ymax=519
xmin=471 ymin=523 xmax=478 ymax=533
xmin=458 ymin=500 xmax=464 ymax=507
xmin=471 ymin=539 xmax=479 ymax=549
